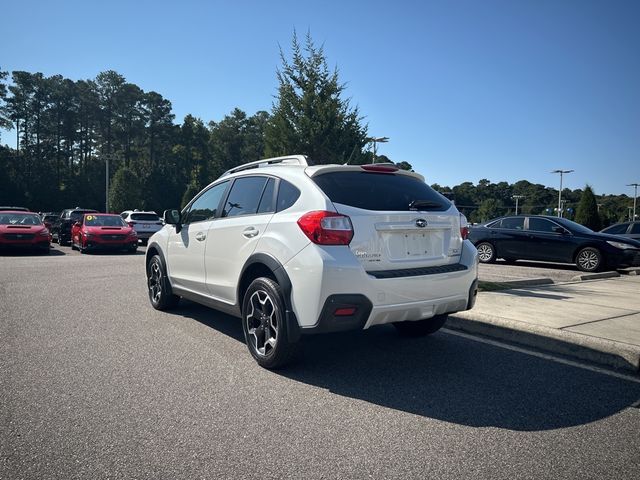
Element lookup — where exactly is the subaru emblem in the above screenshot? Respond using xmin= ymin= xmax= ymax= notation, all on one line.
xmin=415 ymin=219 xmax=427 ymax=228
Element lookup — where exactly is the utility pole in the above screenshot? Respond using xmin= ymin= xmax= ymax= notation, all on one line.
xmin=512 ymin=195 xmax=524 ymax=215
xmin=366 ymin=136 xmax=389 ymax=163
xmin=551 ymin=169 xmax=574 ymax=218
xmin=627 ymin=183 xmax=639 ymax=221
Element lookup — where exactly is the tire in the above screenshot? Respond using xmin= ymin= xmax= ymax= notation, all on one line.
xmin=476 ymin=242 xmax=496 ymax=263
xmin=147 ymin=254 xmax=180 ymax=310
xmin=129 ymin=246 xmax=138 ymax=254
xmin=58 ymin=236 xmax=68 ymax=246
xmin=242 ymin=277 xmax=298 ymax=369
xmin=141 ymin=239 xmax=148 ymax=246
xmin=576 ymin=247 xmax=602 ymax=272
xmin=70 ymin=240 xmax=77 ymax=251
xmin=393 ymin=314 xmax=448 ymax=337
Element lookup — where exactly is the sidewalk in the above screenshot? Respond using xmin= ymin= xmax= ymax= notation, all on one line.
xmin=447 ymin=273 xmax=640 ymax=373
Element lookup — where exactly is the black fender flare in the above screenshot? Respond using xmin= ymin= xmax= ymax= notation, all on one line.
xmin=238 ymin=253 xmax=300 ymax=342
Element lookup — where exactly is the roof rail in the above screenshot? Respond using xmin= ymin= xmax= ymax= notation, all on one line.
xmin=221 ymin=155 xmax=309 ymax=177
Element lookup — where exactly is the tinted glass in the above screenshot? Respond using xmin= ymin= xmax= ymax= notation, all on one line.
xmin=85 ymin=215 xmax=126 ymax=227
xmin=500 ymin=217 xmax=524 ymax=230
xmin=602 ymin=223 xmax=629 ymax=235
xmin=257 ymin=178 xmax=276 ymax=214
xmin=554 ymin=217 xmax=593 ymax=234
xmin=183 ymin=181 xmax=229 ymax=224
xmin=630 ymin=223 xmax=640 ymax=234
xmin=223 ymin=177 xmax=268 ymax=217
xmin=276 ymin=180 xmax=301 ymax=212
xmin=70 ymin=210 xmax=97 ymax=221
xmin=130 ymin=213 xmax=160 ymax=221
xmin=528 ymin=217 xmax=558 ymax=233
xmin=0 ymin=213 xmax=42 ymax=225
xmin=313 ymin=172 xmax=450 ymax=211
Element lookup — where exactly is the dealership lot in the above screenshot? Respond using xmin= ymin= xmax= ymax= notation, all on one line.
xmin=2 ymin=249 xmax=640 ymax=479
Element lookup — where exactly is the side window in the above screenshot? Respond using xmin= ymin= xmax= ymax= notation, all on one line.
xmin=528 ymin=218 xmax=557 ymax=233
xmin=630 ymin=223 xmax=640 ymax=234
xmin=276 ymin=180 xmax=301 ymax=212
xmin=257 ymin=178 xmax=276 ymax=214
xmin=500 ymin=217 xmax=524 ymax=230
xmin=223 ymin=176 xmax=268 ymax=217
xmin=183 ymin=181 xmax=229 ymax=224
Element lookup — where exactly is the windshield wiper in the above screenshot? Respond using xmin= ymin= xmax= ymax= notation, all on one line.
xmin=409 ymin=199 xmax=443 ymax=210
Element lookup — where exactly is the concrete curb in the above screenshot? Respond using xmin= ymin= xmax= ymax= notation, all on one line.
xmin=495 ymin=278 xmax=554 ymax=287
xmin=447 ymin=311 xmax=640 ymax=373
xmin=570 ymin=271 xmax=621 ymax=281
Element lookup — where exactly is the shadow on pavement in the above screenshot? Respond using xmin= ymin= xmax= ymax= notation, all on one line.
xmin=0 ymin=248 xmax=66 ymax=256
xmin=174 ymin=301 xmax=640 ymax=432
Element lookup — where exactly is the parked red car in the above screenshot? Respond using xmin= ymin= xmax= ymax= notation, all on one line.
xmin=71 ymin=213 xmax=138 ymax=253
xmin=0 ymin=211 xmax=51 ymax=253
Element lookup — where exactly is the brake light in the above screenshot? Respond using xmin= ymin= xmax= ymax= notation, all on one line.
xmin=361 ymin=164 xmax=398 ymax=173
xmin=297 ymin=211 xmax=354 ymax=245
xmin=460 ymin=213 xmax=469 ymax=240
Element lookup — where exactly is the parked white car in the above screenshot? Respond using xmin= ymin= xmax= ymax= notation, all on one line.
xmin=120 ymin=210 xmax=163 ymax=245
xmin=145 ymin=155 xmax=478 ymax=368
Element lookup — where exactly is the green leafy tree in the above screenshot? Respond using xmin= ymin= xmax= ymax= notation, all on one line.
xmin=575 ymin=184 xmax=602 ymax=230
xmin=265 ymin=31 xmax=368 ymax=164
xmin=476 ymin=198 xmax=505 ymax=222
xmin=109 ymin=165 xmax=143 ymax=213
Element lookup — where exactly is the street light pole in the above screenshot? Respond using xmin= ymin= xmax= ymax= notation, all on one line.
xmin=627 ymin=183 xmax=639 ymax=221
xmin=105 ymin=154 xmax=110 ymax=213
xmin=551 ymin=169 xmax=574 ymax=218
xmin=366 ymin=136 xmax=389 ymax=163
xmin=512 ymin=195 xmax=524 ymax=215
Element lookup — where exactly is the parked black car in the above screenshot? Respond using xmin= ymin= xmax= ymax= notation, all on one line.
xmin=52 ymin=208 xmax=99 ymax=246
xmin=468 ymin=215 xmax=640 ymax=272
xmin=600 ymin=221 xmax=640 ymax=241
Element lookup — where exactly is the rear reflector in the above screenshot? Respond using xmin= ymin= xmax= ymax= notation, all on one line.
xmin=334 ymin=307 xmax=357 ymax=316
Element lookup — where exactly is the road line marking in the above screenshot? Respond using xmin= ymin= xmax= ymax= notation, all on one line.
xmin=442 ymin=328 xmax=640 ymax=384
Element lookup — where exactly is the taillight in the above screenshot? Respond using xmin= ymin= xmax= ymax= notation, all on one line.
xmin=460 ymin=213 xmax=469 ymax=240
xmin=297 ymin=211 xmax=354 ymax=245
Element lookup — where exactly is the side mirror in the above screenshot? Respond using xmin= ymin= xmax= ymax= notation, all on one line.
xmin=163 ymin=209 xmax=182 ymax=233
xmin=553 ymin=226 xmax=568 ymax=234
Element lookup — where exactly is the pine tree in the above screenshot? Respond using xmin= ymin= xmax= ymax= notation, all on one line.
xmin=575 ymin=184 xmax=602 ymax=230
xmin=265 ymin=31 xmax=368 ymax=165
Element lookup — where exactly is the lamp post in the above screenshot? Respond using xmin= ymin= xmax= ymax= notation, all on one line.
xmin=366 ymin=136 xmax=389 ymax=163
xmin=551 ymin=169 xmax=574 ymax=218
xmin=627 ymin=183 xmax=639 ymax=221
xmin=512 ymin=195 xmax=524 ymax=215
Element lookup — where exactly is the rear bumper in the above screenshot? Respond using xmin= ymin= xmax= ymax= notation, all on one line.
xmin=286 ymin=240 xmax=479 ymax=330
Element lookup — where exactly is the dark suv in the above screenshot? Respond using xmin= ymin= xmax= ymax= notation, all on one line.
xmin=53 ymin=208 xmax=98 ymax=246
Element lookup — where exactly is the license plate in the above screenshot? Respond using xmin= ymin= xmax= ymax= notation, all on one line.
xmin=406 ymin=233 xmax=428 ymax=256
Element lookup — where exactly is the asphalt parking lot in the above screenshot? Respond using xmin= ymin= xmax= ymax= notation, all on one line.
xmin=2 ymin=246 xmax=640 ymax=479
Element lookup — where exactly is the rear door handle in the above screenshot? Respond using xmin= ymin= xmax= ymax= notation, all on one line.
xmin=243 ymin=227 xmax=259 ymax=238
xmin=195 ymin=231 xmax=206 ymax=242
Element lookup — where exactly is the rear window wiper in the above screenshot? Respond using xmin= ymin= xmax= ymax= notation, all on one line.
xmin=409 ymin=199 xmax=443 ymax=210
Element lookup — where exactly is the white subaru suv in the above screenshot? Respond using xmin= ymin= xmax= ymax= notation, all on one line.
xmin=145 ymin=155 xmax=478 ymax=368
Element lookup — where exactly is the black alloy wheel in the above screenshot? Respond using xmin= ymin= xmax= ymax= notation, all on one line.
xmin=242 ymin=277 xmax=298 ymax=369
xmin=147 ymin=255 xmax=180 ymax=310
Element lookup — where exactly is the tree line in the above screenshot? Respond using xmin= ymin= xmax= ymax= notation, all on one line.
xmin=0 ymin=33 xmax=634 ymax=227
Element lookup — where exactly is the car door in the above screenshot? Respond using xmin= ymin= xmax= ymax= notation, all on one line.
xmin=523 ymin=217 xmax=574 ymax=262
xmin=489 ymin=216 xmax=526 ymax=258
xmin=166 ymin=181 xmax=230 ymax=295
xmin=204 ymin=176 xmax=276 ymax=304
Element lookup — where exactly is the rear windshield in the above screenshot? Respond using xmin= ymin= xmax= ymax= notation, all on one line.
xmin=312 ymin=172 xmax=451 ymax=211
xmin=130 ymin=213 xmax=160 ymax=221
xmin=70 ymin=210 xmax=96 ymax=220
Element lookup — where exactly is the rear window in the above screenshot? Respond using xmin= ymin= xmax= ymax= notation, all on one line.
xmin=130 ymin=213 xmax=160 ymax=221
xmin=312 ymin=172 xmax=451 ymax=211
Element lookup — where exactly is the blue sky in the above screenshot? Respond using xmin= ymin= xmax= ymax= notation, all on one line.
xmin=1 ymin=0 xmax=639 ymax=196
